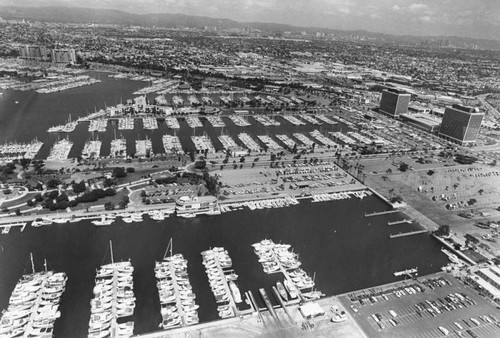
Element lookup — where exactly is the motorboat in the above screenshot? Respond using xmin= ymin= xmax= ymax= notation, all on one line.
xmin=228 ymin=281 xmax=242 ymax=303
xmin=92 ymin=215 xmax=114 ymax=226
xmin=276 ymin=281 xmax=289 ymax=302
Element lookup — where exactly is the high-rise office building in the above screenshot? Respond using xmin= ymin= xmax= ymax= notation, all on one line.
xmin=18 ymin=45 xmax=50 ymax=61
xmin=439 ymin=104 xmax=484 ymax=145
xmin=379 ymin=88 xmax=411 ymax=117
xmin=18 ymin=45 xmax=76 ymax=64
xmin=51 ymin=49 xmax=76 ymax=64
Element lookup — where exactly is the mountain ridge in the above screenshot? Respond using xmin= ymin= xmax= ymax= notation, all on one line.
xmin=1 ymin=5 xmax=500 ymax=50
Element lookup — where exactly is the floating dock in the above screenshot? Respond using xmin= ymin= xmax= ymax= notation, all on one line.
xmin=365 ymin=210 xmax=400 ymax=217
xmin=259 ymin=288 xmax=277 ymax=318
xmin=394 ymin=267 xmax=418 ymax=277
xmin=389 ymin=230 xmax=429 ymax=238
xmin=388 ymin=219 xmax=412 ymax=226
xmin=0 ymin=222 xmax=28 ymax=234
xmin=201 ymin=248 xmax=239 ymax=319
xmin=155 ymin=251 xmax=199 ymax=329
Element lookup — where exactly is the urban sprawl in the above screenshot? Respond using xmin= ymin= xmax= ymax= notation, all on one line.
xmin=2 ymin=17 xmax=500 ymax=338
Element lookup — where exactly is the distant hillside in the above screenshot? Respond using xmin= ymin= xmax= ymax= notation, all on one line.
xmin=2 ymin=6 xmax=500 ymax=50
xmin=0 ymin=6 xmax=241 ymax=28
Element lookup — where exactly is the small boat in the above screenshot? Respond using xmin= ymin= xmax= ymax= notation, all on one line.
xmin=39 ymin=219 xmax=53 ymax=226
xmin=228 ymin=281 xmax=242 ymax=303
xmin=219 ymin=309 xmax=233 ymax=318
xmin=179 ymin=213 xmax=196 ymax=219
xmin=31 ymin=218 xmax=43 ymax=227
xmin=284 ymin=279 xmax=299 ymax=299
xmin=51 ymin=217 xmax=69 ymax=224
xmin=92 ymin=215 xmax=114 ymax=226
xmin=150 ymin=211 xmax=165 ymax=221
xmin=276 ymin=281 xmax=289 ymax=301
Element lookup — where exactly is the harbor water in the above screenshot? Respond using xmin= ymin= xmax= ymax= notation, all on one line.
xmin=0 ymin=197 xmax=449 ymax=337
xmin=0 ymin=72 xmax=344 ymax=159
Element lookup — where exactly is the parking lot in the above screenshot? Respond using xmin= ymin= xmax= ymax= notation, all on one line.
xmin=339 ymin=273 xmax=500 ymax=338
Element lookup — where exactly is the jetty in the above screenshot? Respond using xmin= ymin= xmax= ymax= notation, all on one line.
xmin=365 ymin=210 xmax=400 ymax=217
xmin=388 ymin=219 xmax=412 ymax=226
xmin=389 ymin=230 xmax=429 ymax=238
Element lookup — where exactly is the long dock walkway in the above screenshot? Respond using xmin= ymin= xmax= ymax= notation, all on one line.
xmin=259 ymin=288 xmax=277 ymax=318
xmin=169 ymin=260 xmax=186 ymax=327
xmin=365 ymin=210 xmax=400 ymax=217
xmin=389 ymin=229 xmax=429 ymax=238
xmin=388 ymin=219 xmax=412 ymax=226
xmin=110 ymin=269 xmax=118 ymax=337
xmin=22 ymin=276 xmax=47 ymax=338
xmin=213 ymin=253 xmax=238 ymax=317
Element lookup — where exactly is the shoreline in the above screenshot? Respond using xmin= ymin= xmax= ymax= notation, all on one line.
xmin=0 ymin=187 xmax=374 ymax=227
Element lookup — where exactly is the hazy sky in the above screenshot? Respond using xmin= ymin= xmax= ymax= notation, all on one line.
xmin=1 ymin=0 xmax=500 ymax=40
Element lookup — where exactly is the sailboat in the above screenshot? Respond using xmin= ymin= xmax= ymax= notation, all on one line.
xmin=0 ymin=254 xmax=67 ymax=337
xmin=100 ymin=241 xmax=132 ymax=271
xmin=90 ymin=242 xmax=134 ymax=336
xmin=155 ymin=239 xmax=200 ymax=328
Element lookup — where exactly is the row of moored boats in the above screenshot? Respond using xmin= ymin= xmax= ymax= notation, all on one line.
xmin=202 ymin=248 xmax=241 ymax=319
xmin=88 ymin=259 xmax=135 ymax=338
xmin=0 ymin=255 xmax=67 ymax=338
xmin=155 ymin=252 xmax=199 ymax=329
xmin=252 ymin=239 xmax=324 ymax=302
xmin=312 ymin=190 xmax=373 ymax=202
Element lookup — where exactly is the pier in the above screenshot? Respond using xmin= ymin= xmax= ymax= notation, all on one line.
xmin=253 ymin=240 xmax=319 ymax=303
xmin=23 ymin=275 xmax=47 ymax=337
xmin=389 ymin=229 xmax=429 ymax=238
xmin=110 ymin=269 xmax=118 ymax=337
xmin=202 ymin=248 xmax=239 ymax=319
xmin=393 ymin=267 xmax=418 ymax=277
xmin=0 ymin=221 xmax=27 ymax=234
xmin=388 ymin=219 xmax=412 ymax=226
xmin=214 ymin=254 xmax=238 ymax=316
xmin=247 ymin=290 xmax=264 ymax=322
xmin=259 ymin=288 xmax=277 ymax=318
xmin=155 ymin=252 xmax=199 ymax=329
xmin=169 ymin=260 xmax=186 ymax=326
xmin=271 ymin=286 xmax=294 ymax=323
xmin=365 ymin=209 xmax=400 ymax=217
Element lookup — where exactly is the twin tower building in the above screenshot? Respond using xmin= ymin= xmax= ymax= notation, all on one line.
xmin=379 ymin=88 xmax=484 ymax=146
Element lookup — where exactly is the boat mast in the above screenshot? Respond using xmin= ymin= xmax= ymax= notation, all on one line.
xmin=109 ymin=240 xmax=114 ymax=264
xmin=163 ymin=238 xmax=173 ymax=260
xmin=30 ymin=252 xmax=35 ymax=274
